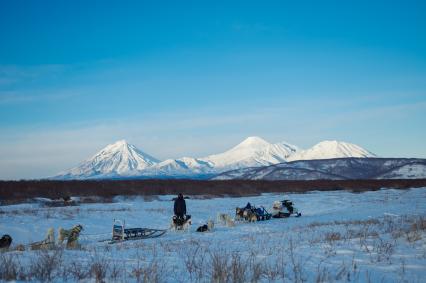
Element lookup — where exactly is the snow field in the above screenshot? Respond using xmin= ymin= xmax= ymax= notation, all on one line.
xmin=1 ymin=188 xmax=425 ymax=282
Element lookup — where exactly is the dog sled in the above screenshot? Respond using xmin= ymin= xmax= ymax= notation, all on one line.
xmin=235 ymin=203 xmax=272 ymax=222
xmin=255 ymin=206 xmax=272 ymax=220
xmin=271 ymin=200 xmax=302 ymax=218
xmin=108 ymin=219 xmax=166 ymax=244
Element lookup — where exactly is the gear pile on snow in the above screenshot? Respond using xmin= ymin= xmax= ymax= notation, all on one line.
xmin=235 ymin=202 xmax=272 ymax=222
xmin=235 ymin=199 xmax=302 ymax=222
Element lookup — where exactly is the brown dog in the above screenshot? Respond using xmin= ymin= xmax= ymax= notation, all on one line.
xmin=235 ymin=208 xmax=244 ymax=221
xmin=243 ymin=210 xmax=258 ymax=222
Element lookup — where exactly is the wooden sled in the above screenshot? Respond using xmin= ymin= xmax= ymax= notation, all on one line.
xmin=108 ymin=219 xmax=166 ymax=244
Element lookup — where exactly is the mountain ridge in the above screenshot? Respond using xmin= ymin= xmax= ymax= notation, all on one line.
xmin=287 ymin=140 xmax=376 ymax=161
xmin=53 ymin=137 xmax=378 ymax=179
xmin=213 ymin=157 xmax=426 ymax=180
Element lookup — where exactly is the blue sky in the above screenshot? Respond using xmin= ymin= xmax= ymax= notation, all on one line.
xmin=0 ymin=1 xmax=425 ymax=179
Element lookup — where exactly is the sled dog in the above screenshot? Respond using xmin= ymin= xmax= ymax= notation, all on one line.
xmin=0 ymin=234 xmax=12 ymax=250
xmin=207 ymin=219 xmax=214 ymax=231
xmin=171 ymin=215 xmax=192 ymax=231
xmin=225 ymin=216 xmax=235 ymax=227
xmin=243 ymin=210 xmax=257 ymax=222
xmin=235 ymin=207 xmax=244 ymax=221
xmin=58 ymin=224 xmax=83 ymax=248
xmin=217 ymin=213 xmax=235 ymax=227
xmin=217 ymin=213 xmax=228 ymax=224
xmin=196 ymin=219 xmax=215 ymax=232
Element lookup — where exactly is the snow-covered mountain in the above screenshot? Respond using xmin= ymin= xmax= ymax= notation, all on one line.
xmin=53 ymin=137 xmax=300 ymax=179
xmin=54 ymin=140 xmax=159 ymax=179
xmin=200 ymin=136 xmax=298 ymax=171
xmin=140 ymin=136 xmax=298 ymax=177
xmin=287 ymin=140 xmax=376 ymax=161
xmin=53 ymin=137 xmax=381 ymax=180
xmin=143 ymin=157 xmax=215 ymax=177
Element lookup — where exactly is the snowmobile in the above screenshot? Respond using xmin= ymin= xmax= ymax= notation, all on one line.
xmin=271 ymin=200 xmax=302 ymax=218
xmin=109 ymin=219 xmax=166 ymax=244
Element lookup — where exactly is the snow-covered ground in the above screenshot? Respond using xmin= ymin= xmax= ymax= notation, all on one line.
xmin=1 ymin=188 xmax=426 ymax=282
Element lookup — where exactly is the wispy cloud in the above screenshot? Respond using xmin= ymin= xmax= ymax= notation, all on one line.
xmin=0 ymin=89 xmax=80 ymax=105
xmin=0 ymin=64 xmax=68 ymax=86
xmin=0 ymin=64 xmax=78 ymax=105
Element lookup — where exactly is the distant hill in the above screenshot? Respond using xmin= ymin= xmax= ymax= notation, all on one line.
xmin=213 ymin=158 xmax=426 ymax=180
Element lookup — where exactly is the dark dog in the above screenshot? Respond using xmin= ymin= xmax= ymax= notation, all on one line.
xmin=0 ymin=234 xmax=12 ymax=249
xmin=196 ymin=224 xmax=209 ymax=232
xmin=171 ymin=215 xmax=192 ymax=231
xmin=196 ymin=220 xmax=214 ymax=232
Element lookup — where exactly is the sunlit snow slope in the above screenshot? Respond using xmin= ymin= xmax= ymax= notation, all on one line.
xmin=287 ymin=140 xmax=376 ymax=161
xmin=199 ymin=136 xmax=298 ymax=171
xmin=54 ymin=140 xmax=159 ymax=179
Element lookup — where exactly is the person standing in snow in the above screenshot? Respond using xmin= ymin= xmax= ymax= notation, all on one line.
xmin=174 ymin=193 xmax=187 ymax=219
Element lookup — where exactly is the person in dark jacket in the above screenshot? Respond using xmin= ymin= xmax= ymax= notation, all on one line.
xmin=174 ymin=193 xmax=187 ymax=219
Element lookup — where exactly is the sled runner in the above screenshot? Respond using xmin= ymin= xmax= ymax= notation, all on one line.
xmin=108 ymin=219 xmax=166 ymax=244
